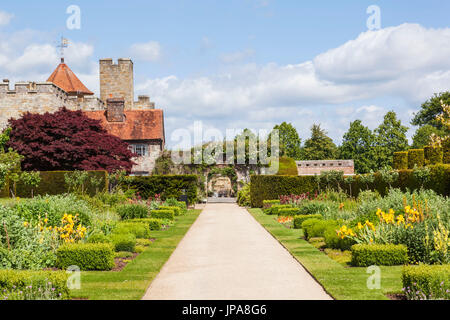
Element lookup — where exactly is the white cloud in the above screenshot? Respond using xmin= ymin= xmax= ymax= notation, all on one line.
xmin=129 ymin=41 xmax=161 ymax=62
xmin=0 ymin=11 xmax=13 ymax=26
xmin=220 ymin=49 xmax=255 ymax=63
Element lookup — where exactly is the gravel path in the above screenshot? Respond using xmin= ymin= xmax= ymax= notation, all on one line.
xmin=142 ymin=203 xmax=332 ymax=300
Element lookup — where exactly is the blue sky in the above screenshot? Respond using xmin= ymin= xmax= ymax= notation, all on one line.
xmin=1 ymin=1 xmax=450 ymax=148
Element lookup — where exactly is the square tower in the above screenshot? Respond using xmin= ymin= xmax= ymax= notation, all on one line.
xmin=99 ymin=58 xmax=134 ymax=110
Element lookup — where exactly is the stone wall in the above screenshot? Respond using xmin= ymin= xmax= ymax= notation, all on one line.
xmin=296 ymin=160 xmax=355 ymax=176
xmin=133 ymin=95 xmax=155 ymax=110
xmin=100 ymin=58 xmax=134 ymax=110
xmin=130 ymin=142 xmax=163 ymax=175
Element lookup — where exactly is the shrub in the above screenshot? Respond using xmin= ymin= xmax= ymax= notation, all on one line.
xmin=265 ymin=204 xmax=292 ymax=215
xmin=128 ymin=218 xmax=163 ymax=231
xmin=305 ymin=220 xmax=340 ymax=240
xmin=116 ymin=203 xmax=149 ymax=220
xmin=237 ymin=183 xmax=251 ymax=207
xmin=151 ymin=209 xmax=175 ymax=221
xmin=408 ymin=149 xmax=425 ymax=169
xmin=444 ymin=140 xmax=450 ymax=164
xmin=164 ymin=198 xmax=188 ymax=214
xmin=276 ymin=157 xmax=298 ymax=175
xmin=393 ymin=152 xmax=408 ymax=170
xmin=115 ymin=251 xmax=133 ymax=258
xmin=298 ymin=201 xmax=331 ymax=215
xmin=402 ymin=264 xmax=450 ymax=300
xmin=293 ymin=214 xmax=322 ymax=229
xmin=351 ymin=244 xmax=408 ymax=267
xmin=262 ymin=200 xmax=280 ymax=208
xmin=108 ymin=233 xmax=136 ymax=252
xmin=424 ymin=146 xmax=444 ymax=165
xmin=136 ymin=239 xmax=152 ymax=246
xmin=123 ymin=175 xmax=198 ymax=205
xmin=158 ymin=206 xmax=181 ymax=216
xmin=56 ymin=243 xmax=115 ymax=271
xmin=324 ymin=227 xmax=356 ymax=251
xmin=135 ymin=245 xmax=146 ymax=253
xmin=0 ymin=270 xmax=70 ymax=300
xmin=278 ymin=208 xmax=301 ymax=216
xmin=301 ymin=218 xmax=322 ymax=239
xmin=113 ymin=222 xmax=151 ymax=239
xmin=86 ymin=233 xmax=111 ymax=244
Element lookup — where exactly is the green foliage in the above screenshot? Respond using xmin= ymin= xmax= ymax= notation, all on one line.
xmin=379 ymin=166 xmax=399 ymax=188
xmin=408 ymin=149 xmax=425 ymax=169
xmin=402 ymin=265 xmax=450 ymax=300
xmin=116 ymin=203 xmax=149 ymax=220
xmin=108 ymin=233 xmax=136 ymax=252
xmin=324 ymin=227 xmax=356 ymax=251
xmin=13 ymin=194 xmax=93 ymax=226
xmin=393 ymin=152 xmax=408 ymax=170
xmin=0 ymin=128 xmax=11 ymax=152
xmin=86 ymin=233 xmax=111 ymax=244
xmin=444 ymin=139 xmax=450 ymax=164
xmin=237 ymin=183 xmax=251 ymax=207
xmin=123 ymin=175 xmax=198 ymax=204
xmin=264 ymin=204 xmax=292 ymax=215
xmin=14 ymin=170 xmax=108 ymax=198
xmin=163 ymin=198 xmax=187 ymax=214
xmin=302 ymin=218 xmax=339 ymax=240
xmin=262 ymin=200 xmax=280 ymax=208
xmin=56 ymin=243 xmax=115 ymax=271
xmin=129 ymin=218 xmax=163 ymax=231
xmin=350 ymin=244 xmax=408 ymax=267
xmin=151 ymin=209 xmax=175 ymax=221
xmin=339 ymin=120 xmax=378 ymax=174
xmin=19 ymin=171 xmax=41 ymax=197
xmin=411 ymin=92 xmax=450 ymax=130
xmin=278 ymin=208 xmax=301 ymax=216
xmin=275 ymin=156 xmax=298 ymax=175
xmin=412 ymin=165 xmax=431 ymax=188
xmin=412 ymin=124 xmax=446 ymax=149
xmin=158 ymin=206 xmax=181 ymax=216
xmin=272 ymin=122 xmax=302 ymax=159
xmin=302 ymin=124 xmax=338 ymax=160
xmin=293 ymin=214 xmax=323 ymax=229
xmin=113 ymin=222 xmax=151 ymax=239
xmin=424 ymin=146 xmax=443 ymax=165
xmin=0 ymin=269 xmax=70 ymax=300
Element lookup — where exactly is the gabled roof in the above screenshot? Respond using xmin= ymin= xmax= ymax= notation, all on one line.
xmin=47 ymin=60 xmax=93 ymax=96
xmin=84 ymin=109 xmax=165 ymax=142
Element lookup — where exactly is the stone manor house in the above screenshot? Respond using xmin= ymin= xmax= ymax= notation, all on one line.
xmin=0 ymin=57 xmax=165 ymax=176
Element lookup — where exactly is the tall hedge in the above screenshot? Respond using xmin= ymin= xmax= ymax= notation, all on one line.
xmin=408 ymin=149 xmax=425 ymax=169
xmin=424 ymin=146 xmax=443 ymax=165
xmin=444 ymin=140 xmax=450 ymax=164
xmin=13 ymin=170 xmax=109 ymax=198
xmin=250 ymin=164 xmax=450 ymax=207
xmin=0 ymin=180 xmax=8 ymax=198
xmin=124 ymin=175 xmax=198 ymax=204
xmin=393 ymin=152 xmax=408 ymax=170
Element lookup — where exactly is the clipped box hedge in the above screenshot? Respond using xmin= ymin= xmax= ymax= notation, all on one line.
xmin=0 ymin=269 xmax=70 ymax=299
xmin=262 ymin=200 xmax=280 ymax=209
xmin=278 ymin=208 xmax=301 ymax=216
xmin=351 ymin=244 xmax=408 ymax=267
xmin=158 ymin=205 xmax=181 ymax=216
xmin=56 ymin=243 xmax=115 ymax=271
xmin=109 ymin=233 xmax=136 ymax=252
xmin=151 ymin=209 xmax=175 ymax=221
xmin=293 ymin=214 xmax=323 ymax=229
xmin=302 ymin=219 xmax=339 ymax=240
xmin=393 ymin=152 xmax=408 ymax=170
xmin=264 ymin=204 xmax=292 ymax=215
xmin=129 ymin=218 xmax=163 ymax=231
xmin=114 ymin=222 xmax=151 ymax=239
xmin=402 ymin=264 xmax=450 ymax=300
xmin=123 ymin=175 xmax=198 ymax=204
xmin=408 ymin=149 xmax=425 ymax=169
xmin=424 ymin=146 xmax=444 ymax=165
xmin=14 ymin=170 xmax=108 ymax=198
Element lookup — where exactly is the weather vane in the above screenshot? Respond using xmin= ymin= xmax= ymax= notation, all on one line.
xmin=57 ymin=36 xmax=69 ymax=63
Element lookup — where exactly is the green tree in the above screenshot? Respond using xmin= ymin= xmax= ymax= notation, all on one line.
xmin=411 ymin=92 xmax=450 ymax=131
xmin=411 ymin=124 xmax=446 ymax=149
xmin=302 ymin=124 xmax=337 ymax=160
xmin=374 ymin=111 xmax=409 ymax=169
xmin=0 ymin=128 xmax=11 ymax=152
xmin=272 ymin=122 xmax=302 ymax=160
xmin=339 ymin=120 xmax=378 ymax=174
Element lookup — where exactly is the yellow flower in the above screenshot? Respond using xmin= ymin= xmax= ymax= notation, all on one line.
xmin=357 ymin=222 xmax=363 ymax=230
xmin=23 ymin=221 xmax=29 ymax=227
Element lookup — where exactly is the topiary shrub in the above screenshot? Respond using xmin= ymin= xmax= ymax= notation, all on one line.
xmin=293 ymin=214 xmax=322 ymax=229
xmin=278 ymin=208 xmax=301 ymax=216
xmin=351 ymin=244 xmax=408 ymax=267
xmin=393 ymin=152 xmax=408 ymax=170
xmin=276 ymin=157 xmax=299 ymax=175
xmin=265 ymin=204 xmax=292 ymax=215
xmin=113 ymin=222 xmax=150 ymax=239
xmin=108 ymin=233 xmax=136 ymax=252
xmin=408 ymin=149 xmax=425 ymax=169
xmin=324 ymin=227 xmax=356 ymax=250
xmin=116 ymin=203 xmax=149 ymax=220
xmin=262 ymin=200 xmax=281 ymax=209
xmin=86 ymin=233 xmax=112 ymax=244
xmin=128 ymin=218 xmax=163 ymax=231
xmin=158 ymin=206 xmax=181 ymax=216
xmin=0 ymin=269 xmax=70 ymax=299
xmin=301 ymin=218 xmax=339 ymax=240
xmin=150 ymin=209 xmax=175 ymax=221
xmin=402 ymin=264 xmax=450 ymax=300
xmin=424 ymin=146 xmax=443 ymax=165
xmin=56 ymin=243 xmax=115 ymax=271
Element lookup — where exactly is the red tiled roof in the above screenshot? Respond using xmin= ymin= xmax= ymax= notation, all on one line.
xmin=47 ymin=62 xmax=93 ymax=95
xmin=84 ymin=109 xmax=165 ymax=142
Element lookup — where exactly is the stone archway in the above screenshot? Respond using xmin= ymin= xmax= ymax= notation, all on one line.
xmin=208 ymin=176 xmax=233 ymax=198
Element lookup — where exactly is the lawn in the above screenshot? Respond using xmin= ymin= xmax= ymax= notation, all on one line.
xmin=71 ymin=209 xmax=202 ymax=300
xmin=248 ymin=208 xmax=403 ymax=300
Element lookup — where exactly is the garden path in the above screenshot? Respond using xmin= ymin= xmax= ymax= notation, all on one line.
xmin=142 ymin=203 xmax=332 ymax=300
